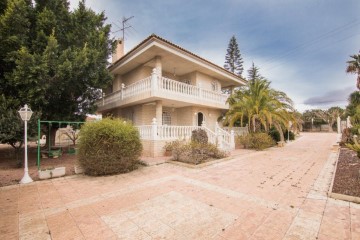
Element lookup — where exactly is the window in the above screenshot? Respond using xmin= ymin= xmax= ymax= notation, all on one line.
xmin=211 ymin=81 xmax=218 ymax=92
xmin=162 ymin=111 xmax=171 ymax=125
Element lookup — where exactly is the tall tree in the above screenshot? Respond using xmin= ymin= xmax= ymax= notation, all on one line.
xmin=0 ymin=0 xmax=115 ymax=149
xmin=346 ymin=91 xmax=360 ymax=125
xmin=224 ymin=35 xmax=244 ymax=76
xmin=226 ymin=76 xmax=294 ymax=140
xmin=247 ymin=62 xmax=262 ymax=82
xmin=346 ymin=52 xmax=360 ymax=90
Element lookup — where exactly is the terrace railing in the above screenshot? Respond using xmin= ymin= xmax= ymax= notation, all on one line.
xmin=136 ymin=118 xmax=235 ymax=151
xmin=97 ymin=68 xmax=229 ymax=108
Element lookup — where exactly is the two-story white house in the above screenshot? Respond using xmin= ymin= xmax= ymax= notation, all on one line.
xmin=96 ymin=34 xmax=246 ymax=156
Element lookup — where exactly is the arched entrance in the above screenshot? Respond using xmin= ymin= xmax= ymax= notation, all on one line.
xmin=197 ymin=112 xmax=204 ymax=126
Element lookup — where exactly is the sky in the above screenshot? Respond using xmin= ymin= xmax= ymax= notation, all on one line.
xmin=69 ymin=0 xmax=360 ymax=112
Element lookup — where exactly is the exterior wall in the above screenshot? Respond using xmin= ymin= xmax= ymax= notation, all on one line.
xmin=176 ymin=107 xmax=193 ymax=126
xmin=141 ymin=140 xmax=168 ymax=157
xmin=193 ymin=107 xmax=222 ymax=130
xmin=162 ymin=71 xmax=180 ymax=81
xmin=194 ymin=72 xmax=221 ymax=91
xmin=113 ymin=74 xmax=122 ymax=92
xmin=142 ymin=104 xmax=156 ymax=125
xmin=122 ymin=65 xmax=152 ymax=86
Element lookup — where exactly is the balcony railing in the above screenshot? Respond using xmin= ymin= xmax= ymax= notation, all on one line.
xmin=136 ymin=119 xmax=236 ymax=151
xmin=97 ymin=69 xmax=229 ymax=109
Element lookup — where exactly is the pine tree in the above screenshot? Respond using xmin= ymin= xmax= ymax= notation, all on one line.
xmin=247 ymin=62 xmax=262 ymax=82
xmin=224 ymin=35 xmax=244 ymax=76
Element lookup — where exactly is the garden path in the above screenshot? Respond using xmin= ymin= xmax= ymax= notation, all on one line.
xmin=1 ymin=132 xmax=359 ymax=239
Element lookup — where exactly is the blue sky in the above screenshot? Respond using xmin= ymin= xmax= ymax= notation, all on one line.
xmin=70 ymin=0 xmax=360 ymax=112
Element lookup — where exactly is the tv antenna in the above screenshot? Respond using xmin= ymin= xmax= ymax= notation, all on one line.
xmin=119 ymin=16 xmax=134 ymax=41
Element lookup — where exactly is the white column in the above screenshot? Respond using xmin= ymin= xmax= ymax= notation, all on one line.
xmin=230 ymin=130 xmax=235 ymax=150
xmin=155 ymin=56 xmax=162 ymax=78
xmin=151 ymin=118 xmax=158 ymax=140
xmin=151 ymin=68 xmax=158 ymax=96
xmin=156 ymin=100 xmax=162 ymax=126
xmin=337 ymin=116 xmax=341 ymax=134
xmin=347 ymin=116 xmax=352 ymax=128
xmin=121 ymin=83 xmax=125 ymax=100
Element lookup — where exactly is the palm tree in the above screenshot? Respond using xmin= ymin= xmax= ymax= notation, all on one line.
xmin=346 ymin=53 xmax=360 ymax=90
xmin=346 ymin=91 xmax=360 ymax=125
xmin=225 ymin=77 xmax=294 ymax=140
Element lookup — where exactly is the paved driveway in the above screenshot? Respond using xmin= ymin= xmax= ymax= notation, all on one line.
xmin=1 ymin=133 xmax=359 ymax=239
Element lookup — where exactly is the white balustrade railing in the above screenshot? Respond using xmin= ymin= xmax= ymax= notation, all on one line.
xmin=98 ymin=73 xmax=229 ymax=107
xmin=159 ymin=77 xmax=200 ymax=97
xmin=122 ymin=77 xmax=151 ymax=99
xmin=136 ymin=125 xmax=152 ymax=140
xmin=201 ymin=127 xmax=218 ymax=146
xmin=159 ymin=77 xmax=228 ymax=104
xmin=216 ymin=126 xmax=231 ymax=142
xmin=136 ymin=121 xmax=234 ymax=151
xmin=157 ymin=125 xmax=200 ymax=140
xmin=104 ymin=90 xmax=122 ymax=105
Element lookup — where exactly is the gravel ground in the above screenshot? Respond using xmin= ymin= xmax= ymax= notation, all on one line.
xmin=332 ymin=147 xmax=360 ymax=197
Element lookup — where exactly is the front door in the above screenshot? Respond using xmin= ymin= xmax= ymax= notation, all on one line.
xmin=197 ymin=112 xmax=204 ymax=126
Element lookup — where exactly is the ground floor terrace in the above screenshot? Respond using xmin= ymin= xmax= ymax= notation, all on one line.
xmin=1 ymin=133 xmax=359 ymax=239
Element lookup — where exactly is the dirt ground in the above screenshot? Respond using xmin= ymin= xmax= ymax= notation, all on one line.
xmin=0 ymin=143 xmax=77 ymax=187
xmin=332 ymin=147 xmax=360 ymax=197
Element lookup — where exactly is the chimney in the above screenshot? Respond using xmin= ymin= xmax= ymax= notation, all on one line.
xmin=112 ymin=38 xmax=124 ymax=63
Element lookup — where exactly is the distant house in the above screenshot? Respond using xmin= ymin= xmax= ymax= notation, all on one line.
xmin=96 ymin=34 xmax=246 ymax=156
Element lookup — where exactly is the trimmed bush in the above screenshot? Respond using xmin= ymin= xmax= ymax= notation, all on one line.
xmin=78 ymin=118 xmax=142 ymax=176
xmin=238 ymin=133 xmax=275 ymax=150
xmin=191 ymin=129 xmax=208 ymax=144
xmin=269 ymin=128 xmax=281 ymax=142
xmin=172 ymin=141 xmax=227 ymax=165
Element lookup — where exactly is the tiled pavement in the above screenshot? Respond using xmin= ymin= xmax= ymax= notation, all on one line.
xmin=1 ymin=132 xmax=359 ymax=239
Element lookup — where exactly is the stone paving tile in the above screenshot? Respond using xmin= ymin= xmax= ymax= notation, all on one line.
xmin=2 ymin=133 xmax=359 ymax=239
xmin=19 ymin=212 xmax=50 ymax=240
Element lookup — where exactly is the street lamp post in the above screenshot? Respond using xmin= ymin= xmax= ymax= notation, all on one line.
xmin=18 ymin=104 xmax=33 ymax=184
xmin=288 ymin=121 xmax=292 ymax=142
xmin=311 ymin=118 xmax=314 ymax=132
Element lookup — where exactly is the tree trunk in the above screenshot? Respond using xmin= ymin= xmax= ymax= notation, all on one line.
xmin=328 ymin=122 xmax=334 ymax=132
xmin=357 ymin=75 xmax=360 ymax=91
xmin=45 ymin=125 xmax=59 ymax=149
xmin=252 ymin=116 xmax=256 ymax=132
xmin=274 ymin=123 xmax=285 ymax=142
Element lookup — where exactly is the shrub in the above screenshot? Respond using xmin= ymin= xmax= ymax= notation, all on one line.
xmin=284 ymin=130 xmax=295 ymax=141
xmin=238 ymin=132 xmax=275 ymax=150
xmin=191 ymin=129 xmax=208 ymax=144
xmin=346 ymin=135 xmax=360 ymax=158
xmin=269 ymin=127 xmax=295 ymax=142
xmin=269 ymin=128 xmax=281 ymax=142
xmin=172 ymin=141 xmax=227 ymax=165
xmin=78 ymin=118 xmax=142 ymax=176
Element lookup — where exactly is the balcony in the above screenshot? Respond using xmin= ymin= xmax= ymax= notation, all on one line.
xmin=96 ymin=69 xmax=230 ymax=112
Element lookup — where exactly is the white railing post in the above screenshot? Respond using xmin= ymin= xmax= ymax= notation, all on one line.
xmin=151 ymin=68 xmax=158 ymax=96
xmin=215 ymin=122 xmax=222 ymax=149
xmin=151 ymin=118 xmax=158 ymax=140
xmin=230 ymin=130 xmax=235 ymax=150
xmin=121 ymin=83 xmax=125 ymax=100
